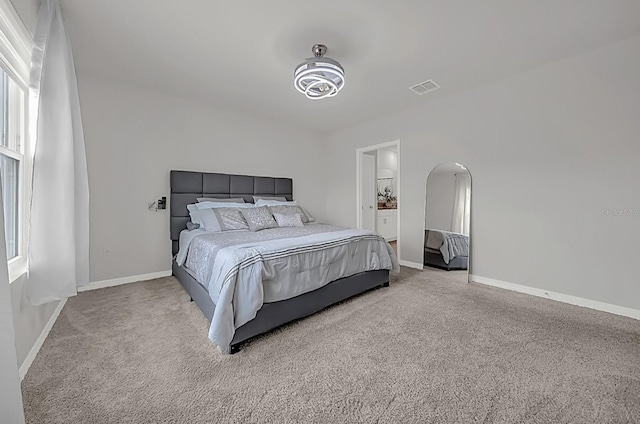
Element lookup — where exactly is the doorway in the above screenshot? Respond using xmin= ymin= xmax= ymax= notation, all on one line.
xmin=356 ymin=140 xmax=400 ymax=259
xmin=424 ymin=162 xmax=471 ymax=281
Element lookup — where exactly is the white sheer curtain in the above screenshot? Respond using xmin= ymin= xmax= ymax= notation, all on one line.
xmin=451 ymin=172 xmax=471 ymax=236
xmin=26 ymin=0 xmax=89 ymax=305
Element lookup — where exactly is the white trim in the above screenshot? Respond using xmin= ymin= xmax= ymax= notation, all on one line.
xmin=399 ymin=260 xmax=423 ymax=270
xmin=0 ymin=0 xmax=32 ymax=85
xmin=78 ymin=270 xmax=172 ymax=292
xmin=19 ymin=298 xmax=66 ymax=380
xmin=470 ymin=274 xmax=640 ymax=321
xmin=356 ymin=139 xmax=401 ymax=261
xmin=7 ymin=255 xmax=25 ymax=282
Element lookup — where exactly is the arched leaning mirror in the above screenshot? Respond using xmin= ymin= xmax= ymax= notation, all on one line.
xmin=424 ymin=162 xmax=471 ymax=281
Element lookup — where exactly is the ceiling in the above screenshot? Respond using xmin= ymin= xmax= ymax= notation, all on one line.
xmin=60 ymin=0 xmax=640 ymax=133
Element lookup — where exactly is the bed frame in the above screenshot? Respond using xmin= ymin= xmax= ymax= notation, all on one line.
xmin=170 ymin=170 xmax=389 ymax=353
xmin=423 ymin=229 xmax=468 ymax=271
xmin=423 ymin=248 xmax=468 ymax=271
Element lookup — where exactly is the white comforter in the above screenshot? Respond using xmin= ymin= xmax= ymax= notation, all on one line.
xmin=176 ymin=224 xmax=399 ymax=353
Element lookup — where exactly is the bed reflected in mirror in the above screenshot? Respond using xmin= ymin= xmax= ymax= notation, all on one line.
xmin=424 ymin=162 xmax=471 ymax=281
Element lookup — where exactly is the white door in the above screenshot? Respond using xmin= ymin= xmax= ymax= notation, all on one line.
xmin=361 ymin=153 xmax=376 ymax=231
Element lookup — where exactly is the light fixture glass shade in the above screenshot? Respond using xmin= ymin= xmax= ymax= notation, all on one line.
xmin=294 ymin=45 xmax=345 ymax=100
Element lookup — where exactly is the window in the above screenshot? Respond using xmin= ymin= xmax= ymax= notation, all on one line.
xmin=0 ymin=67 xmax=26 ymax=260
xmin=0 ymin=0 xmax=33 ymax=280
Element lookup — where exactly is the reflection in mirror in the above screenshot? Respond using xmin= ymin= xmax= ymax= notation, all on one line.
xmin=424 ymin=162 xmax=471 ymax=281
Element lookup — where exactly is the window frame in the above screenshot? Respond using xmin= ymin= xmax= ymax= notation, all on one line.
xmin=0 ymin=0 xmax=33 ymax=283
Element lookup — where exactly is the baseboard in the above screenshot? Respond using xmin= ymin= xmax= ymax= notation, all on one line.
xmin=78 ymin=270 xmax=172 ymax=292
xmin=19 ymin=298 xmax=67 ymax=381
xmin=470 ymin=274 xmax=640 ymax=321
xmin=399 ymin=260 xmax=423 ymax=270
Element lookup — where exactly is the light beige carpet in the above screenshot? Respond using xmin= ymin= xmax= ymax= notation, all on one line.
xmin=21 ymin=267 xmax=640 ymax=423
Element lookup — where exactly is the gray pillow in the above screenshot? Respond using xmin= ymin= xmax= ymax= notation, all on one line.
xmin=197 ymin=197 xmax=245 ymax=203
xmin=186 ymin=222 xmax=200 ymax=231
xmin=273 ymin=212 xmax=304 ymax=228
xmin=268 ymin=205 xmax=308 ymax=223
xmin=240 ymin=206 xmax=278 ymax=232
xmin=213 ymin=207 xmax=249 ymax=231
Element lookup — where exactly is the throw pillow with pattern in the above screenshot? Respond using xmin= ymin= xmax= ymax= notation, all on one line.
xmin=240 ymin=206 xmax=278 ymax=232
xmin=213 ymin=207 xmax=249 ymax=231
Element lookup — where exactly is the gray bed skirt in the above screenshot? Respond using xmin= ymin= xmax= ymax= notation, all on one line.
xmin=172 ymin=261 xmax=389 ymax=352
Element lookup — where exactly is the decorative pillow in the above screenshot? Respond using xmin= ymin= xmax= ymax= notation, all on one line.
xmin=189 ymin=208 xmax=222 ymax=232
xmin=240 ymin=206 xmax=278 ymax=232
xmin=213 ymin=207 xmax=249 ymax=231
xmin=187 ymin=204 xmax=203 ymax=227
xmin=255 ymin=199 xmax=298 ymax=207
xmin=186 ymin=222 xmax=200 ymax=231
xmin=273 ymin=212 xmax=304 ymax=228
xmin=252 ymin=196 xmax=287 ymax=203
xmin=268 ymin=205 xmax=308 ymax=223
xmin=300 ymin=207 xmax=316 ymax=223
xmin=197 ymin=197 xmax=245 ymax=203
xmin=199 ymin=209 xmax=223 ymax=232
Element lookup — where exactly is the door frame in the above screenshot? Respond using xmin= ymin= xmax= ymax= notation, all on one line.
xmin=355 ymin=139 xmax=401 ymax=261
xmin=360 ymin=152 xmax=377 ymax=231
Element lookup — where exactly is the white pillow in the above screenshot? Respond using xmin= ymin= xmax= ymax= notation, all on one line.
xmin=187 ymin=202 xmax=249 ymax=232
xmin=195 ymin=201 xmax=255 ymax=210
xmin=255 ymin=199 xmax=298 ymax=207
xmin=187 ymin=204 xmax=200 ymax=226
xmin=273 ymin=212 xmax=304 ymax=228
xmin=191 ymin=208 xmax=222 ymax=232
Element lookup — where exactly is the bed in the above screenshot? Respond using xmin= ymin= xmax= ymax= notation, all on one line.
xmin=423 ymin=229 xmax=469 ymax=271
xmin=170 ymin=170 xmax=399 ymax=354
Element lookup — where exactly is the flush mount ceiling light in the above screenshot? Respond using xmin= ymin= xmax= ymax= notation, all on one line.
xmin=294 ymin=44 xmax=345 ymax=100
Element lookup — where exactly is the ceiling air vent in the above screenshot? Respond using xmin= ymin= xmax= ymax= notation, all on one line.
xmin=409 ymin=79 xmax=440 ymax=95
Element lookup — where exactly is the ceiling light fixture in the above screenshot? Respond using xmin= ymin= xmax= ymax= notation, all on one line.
xmin=294 ymin=44 xmax=345 ymax=100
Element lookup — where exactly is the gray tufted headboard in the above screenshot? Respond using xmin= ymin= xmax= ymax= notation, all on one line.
xmin=169 ymin=170 xmax=293 ymax=255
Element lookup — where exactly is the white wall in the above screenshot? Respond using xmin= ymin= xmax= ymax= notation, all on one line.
xmin=426 ymin=169 xmax=455 ymax=231
xmin=79 ymin=76 xmax=327 ymax=282
xmin=323 ymin=35 xmax=640 ymax=311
